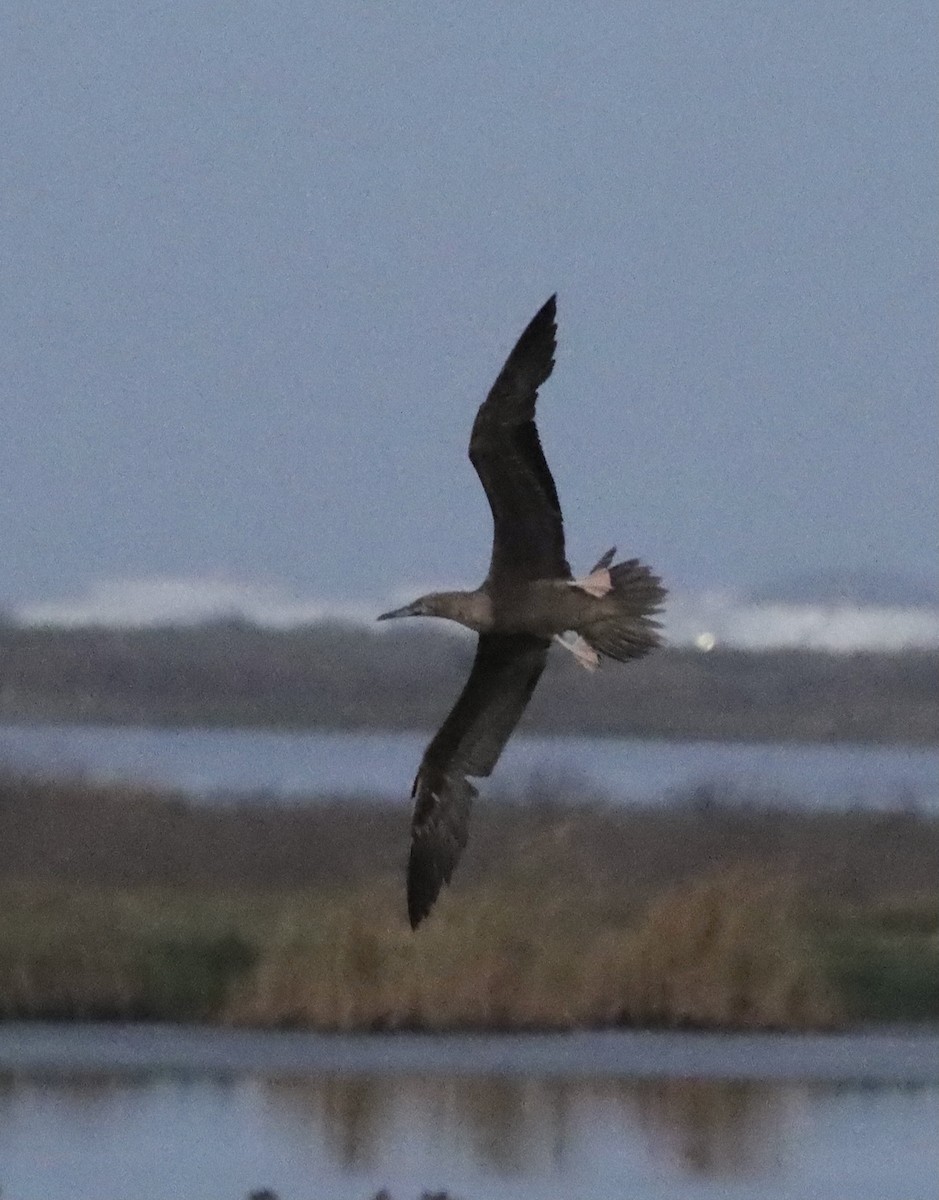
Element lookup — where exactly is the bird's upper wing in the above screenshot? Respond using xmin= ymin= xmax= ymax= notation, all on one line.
xmin=407 ymin=632 xmax=549 ymax=928
xmin=469 ymin=295 xmax=571 ymax=586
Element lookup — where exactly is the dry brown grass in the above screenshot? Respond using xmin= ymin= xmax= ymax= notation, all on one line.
xmin=619 ymin=870 xmax=839 ymax=1028
xmin=0 ymin=774 xmax=934 ymax=1029
xmin=225 ymin=871 xmax=839 ymax=1031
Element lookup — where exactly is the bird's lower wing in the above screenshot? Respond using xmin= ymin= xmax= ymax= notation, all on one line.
xmin=408 ymin=632 xmax=549 ymax=928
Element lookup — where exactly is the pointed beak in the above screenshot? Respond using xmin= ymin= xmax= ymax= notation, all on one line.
xmin=377 ymin=600 xmax=422 ymax=621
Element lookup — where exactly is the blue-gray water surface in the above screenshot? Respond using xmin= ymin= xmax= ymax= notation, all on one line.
xmin=0 ymin=723 xmax=935 ymax=810
xmin=0 ymin=1025 xmax=935 ymax=1200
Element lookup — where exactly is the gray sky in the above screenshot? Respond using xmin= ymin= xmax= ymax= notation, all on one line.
xmin=2 ymin=2 xmax=936 ymax=611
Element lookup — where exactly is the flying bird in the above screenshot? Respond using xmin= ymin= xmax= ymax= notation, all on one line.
xmin=379 ymin=295 xmax=665 ymax=927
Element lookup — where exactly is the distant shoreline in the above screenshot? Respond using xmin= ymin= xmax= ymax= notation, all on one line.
xmin=1 ymin=1023 xmax=936 ymax=1084
xmin=1 ymin=625 xmax=936 ymax=745
xmin=1 ymin=711 xmax=937 ymax=750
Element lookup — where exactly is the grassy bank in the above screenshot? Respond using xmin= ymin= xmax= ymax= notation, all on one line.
xmin=0 ymin=775 xmax=936 ymax=1030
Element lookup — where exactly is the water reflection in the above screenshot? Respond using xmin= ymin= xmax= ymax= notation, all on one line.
xmin=262 ymin=1073 xmax=784 ymax=1181
xmin=268 ymin=1075 xmax=390 ymax=1171
xmin=623 ymin=1078 xmax=783 ymax=1177
xmin=264 ymin=1076 xmax=552 ymax=1176
xmin=0 ymin=1068 xmax=934 ymax=1200
xmin=1 ymin=722 xmax=934 ymax=809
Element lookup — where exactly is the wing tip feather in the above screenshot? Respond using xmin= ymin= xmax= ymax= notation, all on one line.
xmin=407 ymin=772 xmax=477 ymax=930
xmin=407 ymin=840 xmax=439 ymax=929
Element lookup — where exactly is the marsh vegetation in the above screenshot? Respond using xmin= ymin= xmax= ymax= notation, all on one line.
xmin=0 ymin=773 xmax=935 ymax=1030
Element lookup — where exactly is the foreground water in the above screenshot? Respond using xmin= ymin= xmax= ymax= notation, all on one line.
xmin=1 ymin=723 xmax=936 ymax=809
xmin=0 ymin=1026 xmax=935 ymax=1200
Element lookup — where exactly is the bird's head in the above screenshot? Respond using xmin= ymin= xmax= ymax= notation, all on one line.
xmin=377 ymin=589 xmax=489 ymax=631
xmin=377 ymin=593 xmax=439 ymax=621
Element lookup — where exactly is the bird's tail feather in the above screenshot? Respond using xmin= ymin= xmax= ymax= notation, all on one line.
xmin=582 ymin=557 xmax=666 ymax=663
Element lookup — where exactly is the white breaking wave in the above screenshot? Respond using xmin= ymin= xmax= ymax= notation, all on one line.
xmin=664 ymin=590 xmax=939 ymax=652
xmin=13 ymin=576 xmax=939 ymax=651
xmin=16 ymin=576 xmax=376 ymax=629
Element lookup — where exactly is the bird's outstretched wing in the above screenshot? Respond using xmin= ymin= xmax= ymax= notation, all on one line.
xmin=469 ymin=295 xmax=570 ymax=586
xmin=408 ymin=632 xmax=549 ymax=928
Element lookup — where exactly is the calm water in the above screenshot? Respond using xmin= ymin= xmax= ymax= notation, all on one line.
xmin=0 ymin=723 xmax=936 ymax=809
xmin=0 ymin=1026 xmax=935 ymax=1200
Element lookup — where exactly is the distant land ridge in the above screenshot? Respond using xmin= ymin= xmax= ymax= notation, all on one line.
xmin=0 ymin=622 xmax=935 ymax=745
xmin=7 ymin=572 xmax=939 ymax=653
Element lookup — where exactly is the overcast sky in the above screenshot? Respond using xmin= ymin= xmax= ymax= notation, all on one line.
xmin=2 ymin=2 xmax=936 ymax=612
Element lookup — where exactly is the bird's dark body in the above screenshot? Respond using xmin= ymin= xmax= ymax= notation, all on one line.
xmin=490 ymin=578 xmax=613 ymax=633
xmin=378 ymin=295 xmax=666 ymax=928
xmin=437 ymin=578 xmax=625 ymax=636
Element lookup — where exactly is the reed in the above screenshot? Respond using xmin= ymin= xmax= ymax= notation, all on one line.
xmin=617 ymin=870 xmax=839 ymax=1028
xmin=224 ymin=871 xmax=839 ymax=1031
xmin=0 ymin=774 xmax=935 ymax=1030
xmin=0 ymin=871 xmax=931 ymax=1029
